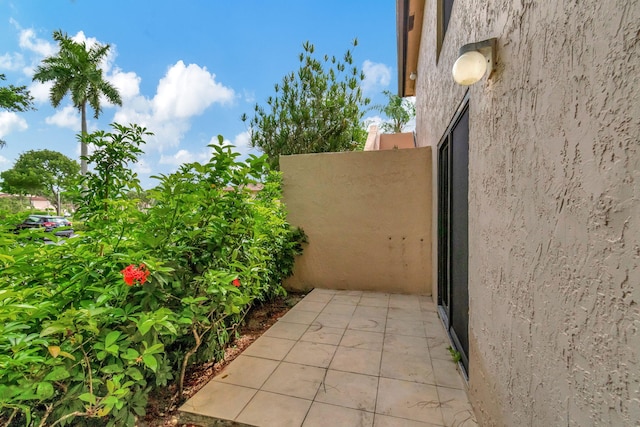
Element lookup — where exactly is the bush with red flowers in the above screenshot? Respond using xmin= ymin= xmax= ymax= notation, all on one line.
xmin=0 ymin=126 xmax=305 ymax=426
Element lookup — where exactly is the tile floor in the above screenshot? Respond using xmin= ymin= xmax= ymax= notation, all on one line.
xmin=179 ymin=289 xmax=477 ymax=427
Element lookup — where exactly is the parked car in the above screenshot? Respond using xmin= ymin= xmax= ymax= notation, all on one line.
xmin=16 ymin=215 xmax=73 ymax=232
xmin=14 ymin=215 xmax=75 ymax=243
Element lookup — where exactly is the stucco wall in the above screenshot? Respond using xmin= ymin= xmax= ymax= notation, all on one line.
xmin=281 ymin=148 xmax=432 ymax=295
xmin=379 ymin=132 xmax=415 ymax=150
xmin=415 ymin=0 xmax=640 ymax=425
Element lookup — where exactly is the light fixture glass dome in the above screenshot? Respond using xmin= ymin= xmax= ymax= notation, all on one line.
xmin=452 ymin=50 xmax=488 ymax=86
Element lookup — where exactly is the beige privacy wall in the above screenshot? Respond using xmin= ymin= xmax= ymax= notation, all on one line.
xmin=413 ymin=0 xmax=640 ymax=425
xmin=280 ymin=148 xmax=432 ymax=295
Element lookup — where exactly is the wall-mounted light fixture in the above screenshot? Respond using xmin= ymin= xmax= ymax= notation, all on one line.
xmin=409 ymin=71 xmax=417 ymax=81
xmin=452 ymin=38 xmax=497 ymax=86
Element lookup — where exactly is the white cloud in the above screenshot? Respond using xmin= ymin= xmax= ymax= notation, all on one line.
xmin=18 ymin=28 xmax=57 ymax=59
xmin=115 ymin=61 xmax=236 ymax=151
xmin=45 ymin=105 xmax=80 ymax=130
xmin=6 ymin=21 xmax=56 ymax=76
xmin=6 ymin=24 xmax=232 ymax=155
xmin=159 ymin=148 xmax=212 ymax=166
xmin=0 ymin=52 xmax=25 ymax=71
xmin=101 ymin=67 xmax=141 ymax=109
xmin=29 ymin=81 xmax=53 ymax=103
xmin=113 ymin=98 xmax=191 ymax=150
xmin=232 ymin=131 xmax=251 ymax=150
xmin=108 ymin=68 xmax=140 ymax=100
xmin=71 ymin=31 xmax=99 ymax=49
xmin=0 ymin=155 xmax=8 ymax=164
xmin=159 ymin=149 xmax=195 ymax=166
xmin=243 ymin=89 xmax=256 ymax=104
xmin=0 ymin=111 xmax=28 ymax=137
xmin=361 ymin=60 xmax=391 ymax=94
xmin=133 ymin=158 xmax=152 ymax=174
xmin=153 ymin=61 xmax=235 ymax=120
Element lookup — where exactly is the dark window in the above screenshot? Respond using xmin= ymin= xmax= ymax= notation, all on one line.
xmin=437 ymin=0 xmax=455 ymax=61
xmin=443 ymin=0 xmax=454 ymax=35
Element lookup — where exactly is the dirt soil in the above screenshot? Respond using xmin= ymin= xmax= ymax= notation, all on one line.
xmin=139 ymin=292 xmax=306 ymax=427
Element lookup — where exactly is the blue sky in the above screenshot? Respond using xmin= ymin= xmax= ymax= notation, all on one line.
xmin=0 ymin=0 xmax=401 ymax=188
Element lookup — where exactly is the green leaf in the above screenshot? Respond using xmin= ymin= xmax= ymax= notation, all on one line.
xmin=178 ymin=317 xmax=193 ymax=325
xmin=78 ymin=392 xmax=97 ymax=405
xmin=126 ymin=367 xmax=143 ymax=381
xmin=159 ymin=321 xmax=177 ymax=335
xmin=44 ymin=366 xmax=70 ymax=381
xmin=137 ymin=319 xmax=154 ymax=335
xmin=121 ymin=348 xmax=140 ymax=360
xmin=105 ymin=330 xmax=121 ymax=347
xmin=142 ymin=354 xmax=157 ymax=372
xmin=144 ymin=343 xmax=164 ymax=355
xmin=103 ymin=395 xmax=119 ymax=406
xmin=105 ymin=344 xmax=119 ymax=355
xmin=133 ymin=403 xmax=146 ymax=416
xmin=101 ymin=364 xmax=124 ymax=374
xmin=36 ymin=382 xmax=54 ymax=399
xmin=40 ymin=325 xmax=67 ymax=337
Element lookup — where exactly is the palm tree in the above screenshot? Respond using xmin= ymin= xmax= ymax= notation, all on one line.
xmin=33 ymin=30 xmax=122 ymax=175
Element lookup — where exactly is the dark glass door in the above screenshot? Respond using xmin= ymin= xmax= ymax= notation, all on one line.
xmin=438 ymin=99 xmax=469 ymax=373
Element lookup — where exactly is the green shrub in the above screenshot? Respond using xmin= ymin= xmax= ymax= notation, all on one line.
xmin=0 ymin=197 xmax=31 ymax=216
xmin=0 ymin=126 xmax=303 ymax=426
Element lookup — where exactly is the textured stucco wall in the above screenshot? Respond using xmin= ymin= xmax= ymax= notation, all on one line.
xmin=415 ymin=0 xmax=640 ymax=425
xmin=281 ymin=148 xmax=432 ymax=295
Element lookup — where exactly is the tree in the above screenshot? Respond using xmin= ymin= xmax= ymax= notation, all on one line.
xmin=32 ymin=30 xmax=122 ymax=175
xmin=76 ymin=123 xmax=149 ymax=219
xmin=0 ymin=149 xmax=80 ymax=215
xmin=0 ymin=74 xmax=35 ymax=148
xmin=242 ymin=40 xmax=370 ymax=169
xmin=372 ymin=90 xmax=416 ymax=133
xmin=0 ymin=196 xmax=31 ymax=215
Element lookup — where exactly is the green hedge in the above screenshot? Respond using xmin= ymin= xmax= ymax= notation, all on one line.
xmin=0 ymin=126 xmax=304 ymax=426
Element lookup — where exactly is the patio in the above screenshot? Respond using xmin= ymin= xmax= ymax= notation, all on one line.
xmin=179 ymin=288 xmax=477 ymax=427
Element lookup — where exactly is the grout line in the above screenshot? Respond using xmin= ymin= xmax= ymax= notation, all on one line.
xmin=372 ymin=296 xmax=390 ymax=417
xmin=212 ymin=291 xmax=472 ymax=426
xmin=299 ymin=290 xmax=351 ymax=426
xmin=312 ymin=292 xmax=353 ymax=400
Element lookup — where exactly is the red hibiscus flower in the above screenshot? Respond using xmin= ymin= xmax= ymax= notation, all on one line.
xmin=121 ymin=264 xmax=150 ymax=286
xmin=232 ymin=278 xmax=241 ymax=287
